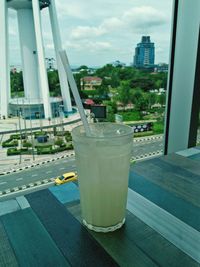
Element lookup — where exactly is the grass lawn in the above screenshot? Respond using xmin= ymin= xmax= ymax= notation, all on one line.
xmin=153 ymin=121 xmax=164 ymax=134
xmin=118 ymin=111 xmax=141 ymax=121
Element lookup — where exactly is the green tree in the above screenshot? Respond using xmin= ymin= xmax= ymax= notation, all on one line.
xmin=48 ymin=70 xmax=61 ymax=96
xmin=130 ymin=88 xmax=148 ymax=111
xmin=147 ymin=92 xmax=157 ymax=109
xmin=103 ymin=100 xmax=117 ymax=122
xmin=10 ymin=71 xmax=24 ymax=96
xmin=117 ymin=81 xmax=130 ymax=107
xmin=158 ymin=93 xmax=166 ymax=106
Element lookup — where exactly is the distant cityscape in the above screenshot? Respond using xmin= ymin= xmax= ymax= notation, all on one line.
xmin=10 ymin=35 xmax=168 ymax=74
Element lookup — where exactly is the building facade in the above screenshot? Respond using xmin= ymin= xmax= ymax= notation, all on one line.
xmin=80 ymin=76 xmax=102 ymax=90
xmin=134 ymin=36 xmax=155 ymax=68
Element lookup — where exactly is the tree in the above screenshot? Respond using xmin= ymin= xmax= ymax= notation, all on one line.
xmin=148 ymin=93 xmax=157 ymax=109
xmin=48 ymin=70 xmax=60 ymax=96
xmin=117 ymin=81 xmax=130 ymax=107
xmin=130 ymin=88 xmax=148 ymax=111
xmin=10 ymin=71 xmax=24 ymax=96
xmin=130 ymin=77 xmax=154 ymax=91
xmin=103 ymin=100 xmax=117 ymax=122
xmin=158 ymin=93 xmax=166 ymax=106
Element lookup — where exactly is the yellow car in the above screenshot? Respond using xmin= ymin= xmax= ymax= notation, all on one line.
xmin=55 ymin=172 xmax=77 ymax=185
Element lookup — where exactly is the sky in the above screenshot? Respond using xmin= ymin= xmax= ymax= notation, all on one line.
xmin=8 ymin=0 xmax=173 ymax=67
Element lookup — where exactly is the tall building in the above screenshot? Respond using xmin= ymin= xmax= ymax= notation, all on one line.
xmin=133 ymin=36 xmax=155 ymax=68
xmin=0 ymin=0 xmax=72 ymax=119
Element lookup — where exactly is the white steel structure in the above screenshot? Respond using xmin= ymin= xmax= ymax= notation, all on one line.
xmin=0 ymin=0 xmax=72 ymax=119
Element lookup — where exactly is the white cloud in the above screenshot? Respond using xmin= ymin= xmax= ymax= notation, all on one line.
xmin=70 ymin=26 xmax=106 ymax=39
xmin=66 ymin=40 xmax=112 ymax=52
xmin=69 ymin=5 xmax=167 ymax=40
xmin=7 ymin=0 xmax=173 ymax=66
xmin=123 ymin=6 xmax=167 ymax=32
xmin=56 ymin=1 xmax=89 ymax=19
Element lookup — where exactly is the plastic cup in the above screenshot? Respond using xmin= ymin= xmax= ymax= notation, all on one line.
xmin=72 ymin=122 xmax=133 ymax=232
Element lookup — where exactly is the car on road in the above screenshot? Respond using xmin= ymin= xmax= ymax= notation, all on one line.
xmin=55 ymin=172 xmax=77 ymax=185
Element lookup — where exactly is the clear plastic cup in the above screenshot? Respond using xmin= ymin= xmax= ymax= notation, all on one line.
xmin=72 ymin=122 xmax=133 ymax=232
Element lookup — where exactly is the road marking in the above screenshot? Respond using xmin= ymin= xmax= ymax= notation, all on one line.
xmin=32 ymin=174 xmax=38 ymax=177
xmin=0 ymin=181 xmax=7 ymax=185
xmin=16 ymin=178 xmax=23 ymax=181
xmin=46 ymin=171 xmax=52 ymax=174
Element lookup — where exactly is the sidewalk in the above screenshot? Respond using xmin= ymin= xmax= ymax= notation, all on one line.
xmin=0 ymin=109 xmax=82 ymax=133
xmin=0 ymin=111 xmax=83 ymax=172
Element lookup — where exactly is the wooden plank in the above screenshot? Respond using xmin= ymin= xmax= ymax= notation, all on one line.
xmin=127 ymin=189 xmax=200 ymax=265
xmin=67 ymin=203 xmax=158 ymax=267
xmin=0 ymin=221 xmax=18 ymax=267
xmin=0 ymin=208 xmax=70 ymax=267
xmin=129 ymin=168 xmax=200 ymax=232
xmin=27 ymin=189 xmax=119 ymax=267
xmin=67 ymin=201 xmax=199 ymax=267
xmin=132 ymin=158 xmax=200 ymax=208
xmin=162 ymin=153 xmax=200 ymax=176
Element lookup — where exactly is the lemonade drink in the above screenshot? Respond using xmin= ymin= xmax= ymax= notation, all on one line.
xmin=72 ymin=123 xmax=133 ymax=232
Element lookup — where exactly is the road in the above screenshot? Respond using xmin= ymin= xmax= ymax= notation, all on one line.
xmin=0 ymin=157 xmax=76 ymax=192
xmin=133 ymin=137 xmax=163 ymax=155
xmin=0 ymin=137 xmax=164 ymax=193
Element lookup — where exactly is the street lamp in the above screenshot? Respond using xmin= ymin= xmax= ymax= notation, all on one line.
xmin=18 ymin=108 xmax=23 ymax=164
xmin=59 ymin=104 xmax=65 ymax=136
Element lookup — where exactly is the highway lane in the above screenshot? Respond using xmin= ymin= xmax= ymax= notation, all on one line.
xmin=133 ymin=139 xmax=163 ymax=155
xmin=0 ymin=158 xmax=76 ymax=191
xmin=0 ymin=138 xmax=164 ymax=192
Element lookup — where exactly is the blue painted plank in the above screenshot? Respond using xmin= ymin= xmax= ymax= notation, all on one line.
xmin=0 ymin=208 xmax=70 ymax=267
xmin=26 ymin=189 xmax=119 ymax=267
xmin=49 ymin=182 xmax=80 ymax=204
xmin=128 ymin=170 xmax=200 ymax=232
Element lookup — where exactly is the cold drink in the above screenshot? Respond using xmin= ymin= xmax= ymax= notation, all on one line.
xmin=72 ymin=123 xmax=133 ymax=232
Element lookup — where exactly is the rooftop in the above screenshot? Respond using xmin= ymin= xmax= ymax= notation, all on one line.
xmin=0 ymin=146 xmax=200 ymax=266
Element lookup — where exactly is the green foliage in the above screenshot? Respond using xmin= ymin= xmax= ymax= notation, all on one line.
xmin=134 ymin=131 xmax=153 ymax=137
xmin=118 ymin=111 xmax=141 ymax=121
xmin=36 ymin=145 xmax=53 ymax=155
xmin=147 ymin=93 xmax=157 ymax=109
xmin=10 ymin=71 xmax=24 ymax=95
xmin=10 ymin=134 xmax=26 ymax=140
xmin=82 ymin=90 xmax=98 ymax=97
xmin=2 ymin=139 xmax=18 ymax=147
xmin=34 ymin=131 xmax=47 ymax=138
xmin=65 ymin=134 xmax=72 ymax=142
xmin=55 ymin=138 xmax=64 ymax=147
xmin=153 ymin=121 xmax=164 ymax=134
xmin=66 ymin=143 xmax=74 ymax=150
xmin=102 ymin=100 xmax=117 ymax=122
xmin=157 ymin=94 xmax=166 ymax=106
xmin=7 ymin=148 xmax=20 ymax=156
xmin=95 ymin=81 xmax=109 ymax=98
xmin=130 ymin=88 xmax=149 ymax=111
xmin=10 ymin=134 xmax=20 ymax=140
xmin=130 ymin=77 xmax=154 ymax=91
xmin=22 ymin=141 xmax=32 ymax=148
xmin=47 ymin=70 xmax=61 ymax=96
xmin=53 ymin=146 xmax=67 ymax=153
xmin=116 ymin=81 xmax=131 ymax=106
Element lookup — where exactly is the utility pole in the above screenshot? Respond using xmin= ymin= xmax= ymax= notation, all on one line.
xmin=22 ymin=98 xmax=27 ymax=138
xmin=18 ymin=109 xmax=22 ymax=164
xmin=29 ymin=98 xmax=35 ymax=161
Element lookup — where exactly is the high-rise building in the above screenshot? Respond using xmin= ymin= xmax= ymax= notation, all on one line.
xmin=133 ymin=36 xmax=155 ymax=68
